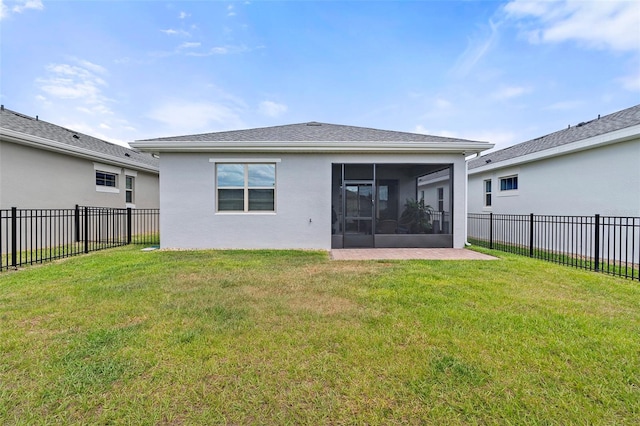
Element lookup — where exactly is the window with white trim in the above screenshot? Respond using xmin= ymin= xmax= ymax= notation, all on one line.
xmin=96 ymin=171 xmax=117 ymax=187
xmin=437 ymin=187 xmax=444 ymax=211
xmin=94 ymin=163 xmax=121 ymax=193
xmin=500 ymin=175 xmax=518 ymax=191
xmin=216 ymin=163 xmax=276 ymax=212
xmin=484 ymin=179 xmax=492 ymax=206
xmin=125 ymin=176 xmax=135 ymax=204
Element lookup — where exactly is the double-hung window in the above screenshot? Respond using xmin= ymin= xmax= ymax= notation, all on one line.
xmin=216 ymin=163 xmax=276 ymax=212
xmin=484 ymin=179 xmax=492 ymax=207
xmin=125 ymin=176 xmax=135 ymax=204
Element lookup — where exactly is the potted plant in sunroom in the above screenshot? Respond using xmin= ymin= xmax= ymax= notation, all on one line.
xmin=398 ymin=198 xmax=434 ymax=234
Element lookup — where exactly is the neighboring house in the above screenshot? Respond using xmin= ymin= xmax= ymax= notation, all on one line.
xmin=467 ymin=104 xmax=640 ymax=217
xmin=131 ymin=122 xmax=492 ymax=250
xmin=0 ymin=106 xmax=159 ymax=209
xmin=417 ymin=169 xmax=451 ymax=234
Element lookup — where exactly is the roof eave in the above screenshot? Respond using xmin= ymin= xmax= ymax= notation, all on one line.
xmin=1 ymin=127 xmax=159 ymax=174
xmin=468 ymin=123 xmax=640 ymax=174
xmin=130 ymin=140 xmax=494 ymax=155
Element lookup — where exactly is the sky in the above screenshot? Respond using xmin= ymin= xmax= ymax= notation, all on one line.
xmin=1 ymin=0 xmax=639 ymax=152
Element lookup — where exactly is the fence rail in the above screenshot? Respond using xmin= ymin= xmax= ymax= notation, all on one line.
xmin=468 ymin=213 xmax=639 ymax=281
xmin=1 ymin=205 xmax=159 ymax=272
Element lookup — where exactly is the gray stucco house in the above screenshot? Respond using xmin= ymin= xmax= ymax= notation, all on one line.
xmin=131 ymin=122 xmax=492 ymax=250
xmin=467 ymin=104 xmax=640 ymax=217
xmin=0 ymin=106 xmax=159 ymax=209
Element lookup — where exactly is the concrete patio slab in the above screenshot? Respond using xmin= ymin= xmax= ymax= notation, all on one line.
xmin=331 ymin=248 xmax=498 ymax=261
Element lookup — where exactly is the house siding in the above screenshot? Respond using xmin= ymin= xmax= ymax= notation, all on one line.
xmin=159 ymin=152 xmax=468 ymax=250
xmin=0 ymin=140 xmax=159 ymax=209
xmin=468 ymin=138 xmax=640 ymax=216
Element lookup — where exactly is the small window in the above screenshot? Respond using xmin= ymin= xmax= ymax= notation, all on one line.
xmin=125 ymin=176 xmax=135 ymax=204
xmin=216 ymin=163 xmax=276 ymax=212
xmin=96 ymin=171 xmax=117 ymax=187
xmin=500 ymin=175 xmax=518 ymax=191
xmin=484 ymin=179 xmax=492 ymax=206
xmin=437 ymin=187 xmax=444 ymax=212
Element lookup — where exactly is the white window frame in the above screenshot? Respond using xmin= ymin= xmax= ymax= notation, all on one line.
xmin=124 ymin=169 xmax=137 ymax=208
xmin=211 ymin=159 xmax=280 ymax=214
xmin=125 ymin=175 xmax=135 ymax=207
xmin=94 ymin=163 xmax=121 ymax=193
xmin=484 ymin=179 xmax=492 ymax=207
xmin=498 ymin=174 xmax=519 ymax=197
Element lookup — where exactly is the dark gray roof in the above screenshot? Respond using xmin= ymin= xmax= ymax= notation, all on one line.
xmin=0 ymin=107 xmax=159 ymax=169
xmin=468 ymin=104 xmax=640 ymax=170
xmin=138 ymin=121 xmax=486 ymax=144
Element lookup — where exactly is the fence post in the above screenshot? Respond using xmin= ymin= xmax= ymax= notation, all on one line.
xmin=594 ymin=214 xmax=600 ymax=272
xmin=127 ymin=208 xmax=132 ymax=244
xmin=489 ymin=212 xmax=493 ymax=250
xmin=84 ymin=206 xmax=89 ymax=254
xmin=74 ymin=204 xmax=80 ymax=242
xmin=11 ymin=207 xmax=17 ymax=268
xmin=529 ymin=213 xmax=534 ymax=257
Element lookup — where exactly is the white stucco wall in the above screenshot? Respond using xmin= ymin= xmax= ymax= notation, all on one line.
xmin=468 ymin=138 xmax=640 ymax=216
xmin=159 ymin=152 xmax=469 ymax=249
xmin=0 ymin=140 xmax=159 ymax=209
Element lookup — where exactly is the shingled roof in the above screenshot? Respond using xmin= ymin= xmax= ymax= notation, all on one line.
xmin=468 ymin=104 xmax=640 ymax=170
xmin=137 ymin=121 xmax=485 ymax=144
xmin=0 ymin=107 xmax=158 ymax=170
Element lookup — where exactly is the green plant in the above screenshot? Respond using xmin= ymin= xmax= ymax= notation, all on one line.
xmin=399 ymin=198 xmax=434 ymax=233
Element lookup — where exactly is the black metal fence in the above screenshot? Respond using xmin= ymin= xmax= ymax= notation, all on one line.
xmin=468 ymin=213 xmax=639 ymax=281
xmin=1 ymin=205 xmax=159 ymax=272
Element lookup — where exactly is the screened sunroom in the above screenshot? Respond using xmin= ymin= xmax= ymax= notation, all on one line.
xmin=331 ymin=163 xmax=453 ymax=248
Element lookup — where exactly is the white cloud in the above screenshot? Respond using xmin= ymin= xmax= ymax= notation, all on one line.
xmin=504 ymin=0 xmax=640 ymax=52
xmin=491 ymin=85 xmax=532 ymax=100
xmin=434 ymin=98 xmax=453 ymax=110
xmin=74 ymin=58 xmax=107 ymax=75
xmin=414 ymin=125 xmax=517 ymax=150
xmin=1 ymin=0 xmax=43 ymax=19
xmin=452 ymin=19 xmax=500 ymax=77
xmin=147 ymin=100 xmax=245 ymax=134
xmin=153 ymin=43 xmax=254 ymax=58
xmin=178 ymin=42 xmax=201 ymax=49
xmin=63 ymin=122 xmax=130 ymax=147
xmin=544 ymin=100 xmax=584 ymax=111
xmin=414 ymin=126 xmax=458 ymax=138
xmin=179 ymin=11 xmax=190 ymax=19
xmin=33 ymin=59 xmax=138 ymax=147
xmin=161 ymin=28 xmax=190 ymax=37
xmin=619 ymin=73 xmax=640 ymax=92
xmin=185 ymin=45 xmax=251 ymax=57
xmin=12 ymin=0 xmax=42 ymax=13
xmin=37 ymin=62 xmax=111 ymax=112
xmin=258 ymin=101 xmax=288 ymax=118
xmin=0 ymin=1 xmax=8 ymax=20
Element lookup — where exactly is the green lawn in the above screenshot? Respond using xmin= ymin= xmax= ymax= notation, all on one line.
xmin=1 ymin=246 xmax=638 ymax=425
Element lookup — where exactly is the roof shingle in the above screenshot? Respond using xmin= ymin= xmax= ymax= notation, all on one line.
xmin=468 ymin=104 xmax=640 ymax=170
xmin=0 ymin=107 xmax=159 ymax=169
xmin=137 ymin=121 xmax=486 ymax=144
